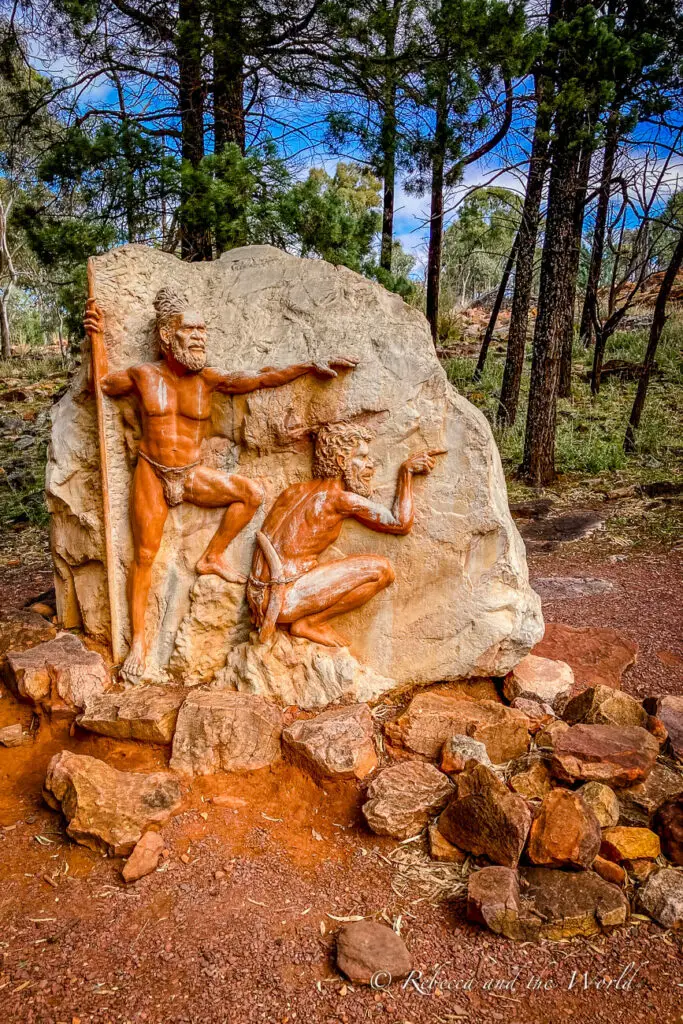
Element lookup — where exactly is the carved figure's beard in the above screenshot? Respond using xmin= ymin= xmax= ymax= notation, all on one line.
xmin=344 ymin=462 xmax=374 ymax=498
xmin=168 ymin=335 xmax=207 ymax=372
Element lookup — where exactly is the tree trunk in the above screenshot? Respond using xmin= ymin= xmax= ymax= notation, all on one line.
xmin=579 ymin=114 xmax=618 ymax=347
xmin=379 ymin=3 xmax=399 ymax=272
xmin=624 ymin=230 xmax=683 ymax=451
xmin=558 ymin=139 xmax=592 ymax=399
xmin=178 ymin=0 xmax=211 ymax=261
xmin=474 ymin=229 xmax=520 ymax=381
xmin=522 ymin=119 xmax=584 ymax=485
xmin=213 ymin=1 xmax=245 ymax=156
xmin=426 ymin=79 xmax=448 ymax=342
xmin=0 ymin=289 xmax=11 ymax=359
xmin=498 ymin=74 xmax=550 ymax=426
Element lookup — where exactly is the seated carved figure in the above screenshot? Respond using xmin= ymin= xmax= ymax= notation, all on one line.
xmin=247 ymin=422 xmax=445 ymax=647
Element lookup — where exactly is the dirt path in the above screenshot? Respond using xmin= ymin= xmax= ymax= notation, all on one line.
xmin=1 ymin=548 xmax=682 ymax=1024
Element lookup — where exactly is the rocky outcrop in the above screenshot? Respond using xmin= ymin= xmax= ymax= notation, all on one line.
xmin=362 ymin=762 xmax=453 ymax=840
xmin=437 ymin=764 xmax=532 ymax=867
xmin=78 ymin=686 xmax=187 ymax=744
xmin=527 ymin=789 xmax=601 ymax=869
xmin=170 ymin=690 xmax=283 ymax=776
xmin=43 ymin=751 xmax=180 ymax=855
xmin=336 ymin=920 xmax=412 ymax=984
xmin=551 ymin=725 xmax=659 ymax=786
xmin=48 ymin=244 xmax=543 ymax=693
xmin=5 ymin=633 xmax=109 ymax=715
xmin=385 ymin=692 xmax=529 ymax=764
xmin=503 ymin=654 xmax=573 ymax=709
xmin=282 ymin=704 xmax=377 ymax=781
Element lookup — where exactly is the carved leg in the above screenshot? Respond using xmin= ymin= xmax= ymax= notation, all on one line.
xmin=122 ymin=459 xmax=168 ymax=681
xmin=189 ymin=468 xmax=263 ymax=584
xmin=280 ymin=555 xmax=395 ymax=647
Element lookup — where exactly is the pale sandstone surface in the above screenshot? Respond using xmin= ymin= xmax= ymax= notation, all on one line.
xmin=77 ymin=686 xmax=187 ymax=744
xmin=5 ymin=632 xmax=109 ymax=714
xmin=503 ymin=654 xmax=573 ymax=708
xmin=43 ymin=750 xmax=181 ymax=855
xmin=362 ymin=761 xmax=454 ymax=840
xmin=638 ymin=869 xmax=683 ymax=929
xmin=122 ymin=831 xmax=165 ymax=882
xmin=282 ymin=704 xmax=377 ymax=781
xmin=48 ymin=244 xmax=542 ymax=699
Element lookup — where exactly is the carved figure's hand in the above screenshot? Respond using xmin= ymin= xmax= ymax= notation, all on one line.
xmin=402 ymin=448 xmax=447 ymax=476
xmin=84 ymin=299 xmax=104 ymax=339
xmin=311 ymin=357 xmax=359 ymax=379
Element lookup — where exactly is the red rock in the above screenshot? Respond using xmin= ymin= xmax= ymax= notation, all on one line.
xmin=654 ymin=796 xmax=683 ymax=866
xmin=0 ymin=609 xmax=56 ymax=666
xmin=536 ymin=720 xmax=569 ymax=748
xmin=561 ymin=685 xmax=647 ymax=729
xmin=510 ymin=697 xmax=555 ymax=734
xmin=519 ymin=867 xmax=629 ymax=938
xmin=78 ymin=686 xmax=186 ymax=744
xmin=503 ymin=654 xmax=573 ymax=708
xmin=593 ymin=855 xmax=626 ymax=886
xmin=122 ymin=832 xmax=165 ymax=882
xmin=551 ymin=724 xmax=659 ymax=786
xmin=362 ymin=761 xmax=453 ymax=840
xmin=440 ymin=735 xmax=491 ymax=774
xmin=638 ymin=868 xmax=683 ymax=929
xmin=532 ymin=623 xmax=637 ymax=694
xmin=437 ymin=764 xmax=532 ymax=867
xmin=467 ymin=867 xmax=541 ymax=940
xmin=508 ymin=760 xmax=552 ymax=801
xmin=644 ymin=695 xmax=683 ymax=759
xmin=385 ymin=692 xmax=529 ymax=764
xmin=282 ymin=704 xmax=377 ymax=781
xmin=615 ymin=764 xmax=683 ymax=826
xmin=428 ymin=823 xmax=467 ymax=863
xmin=44 ymin=751 xmax=181 ymax=855
xmin=336 ymin=920 xmax=412 ymax=984
xmin=625 ymin=858 xmax=657 ymax=882
xmin=578 ymin=782 xmax=619 ymax=828
xmin=5 ymin=632 xmax=109 ymax=715
xmin=645 ymin=715 xmax=668 ymax=746
xmin=600 ymin=826 xmax=660 ymax=862
xmin=528 ymin=789 xmax=601 ymax=869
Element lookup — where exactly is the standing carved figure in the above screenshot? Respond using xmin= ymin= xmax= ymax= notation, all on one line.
xmin=84 ymin=288 xmax=356 ymax=681
xmin=247 ymin=422 xmax=445 ymax=647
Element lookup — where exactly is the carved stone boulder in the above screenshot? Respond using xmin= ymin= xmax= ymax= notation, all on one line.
xmin=48 ymin=244 xmax=542 ymax=701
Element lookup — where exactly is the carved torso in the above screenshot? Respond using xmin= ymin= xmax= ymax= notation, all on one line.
xmin=130 ymin=362 xmax=213 ymax=467
xmin=252 ymin=479 xmax=347 ymax=580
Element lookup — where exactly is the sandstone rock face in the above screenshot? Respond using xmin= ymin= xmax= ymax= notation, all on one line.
xmin=615 ymin=764 xmax=683 ymax=827
xmin=562 ymin=685 xmax=647 ymax=729
xmin=638 ymin=869 xmax=683 ymax=929
xmin=532 ymin=624 xmax=637 ymax=694
xmin=503 ymin=654 xmax=573 ymax=709
xmin=170 ymin=690 xmax=283 ymax=776
xmin=551 ymin=725 xmax=659 ymax=786
xmin=654 ymin=796 xmax=683 ymax=866
xmin=528 ymin=789 xmax=601 ymax=869
xmin=467 ymin=866 xmax=541 ymax=941
xmin=213 ymin=631 xmax=395 ymax=708
xmin=122 ymin=831 xmax=165 ymax=882
xmin=600 ymin=826 xmax=661 ymax=862
xmin=385 ymin=693 xmax=529 ymax=764
xmin=78 ymin=686 xmax=186 ymax=744
xmin=0 ymin=610 xmax=56 ymax=666
xmin=519 ymin=867 xmax=629 ymax=939
xmin=362 ymin=761 xmax=453 ymax=840
xmin=508 ymin=760 xmax=552 ymax=801
xmin=428 ymin=823 xmax=467 ymax=863
xmin=336 ymin=920 xmax=412 ymax=984
xmin=44 ymin=750 xmax=181 ymax=855
xmin=440 ymin=735 xmax=492 ymax=775
xmin=0 ymin=723 xmax=23 ymax=747
xmin=48 ymin=244 xmax=542 ymax=695
xmin=5 ymin=633 xmax=109 ymax=714
xmin=282 ymin=704 xmax=377 ymax=781
xmin=578 ymin=781 xmax=620 ymax=828
xmin=437 ymin=764 xmax=532 ymax=867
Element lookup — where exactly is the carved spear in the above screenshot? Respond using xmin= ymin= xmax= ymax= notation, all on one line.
xmin=86 ymin=258 xmax=123 ymax=662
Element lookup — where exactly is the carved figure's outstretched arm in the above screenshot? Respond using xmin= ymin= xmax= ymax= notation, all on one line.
xmin=204 ymin=357 xmax=358 ymax=395
xmin=336 ymin=449 xmax=445 ymax=535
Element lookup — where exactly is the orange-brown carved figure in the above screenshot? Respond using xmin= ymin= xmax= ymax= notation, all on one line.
xmin=84 ymin=288 xmax=356 ymax=681
xmin=247 ymin=422 xmax=445 ymax=647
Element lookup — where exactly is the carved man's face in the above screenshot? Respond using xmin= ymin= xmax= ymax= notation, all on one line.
xmin=162 ymin=310 xmax=207 ymax=372
xmin=343 ymin=440 xmax=375 ymax=498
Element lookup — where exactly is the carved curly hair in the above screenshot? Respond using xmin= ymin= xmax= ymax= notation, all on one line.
xmin=153 ymin=286 xmax=189 ymax=347
xmin=312 ymin=422 xmax=373 ymax=479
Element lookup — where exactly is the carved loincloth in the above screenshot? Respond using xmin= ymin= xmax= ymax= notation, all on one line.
xmin=138 ymin=451 xmax=199 ymax=507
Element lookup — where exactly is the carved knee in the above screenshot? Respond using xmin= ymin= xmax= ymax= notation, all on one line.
xmin=244 ymin=479 xmax=264 ymax=511
xmin=135 ymin=545 xmax=159 ymax=569
xmin=376 ymin=559 xmax=395 ymax=588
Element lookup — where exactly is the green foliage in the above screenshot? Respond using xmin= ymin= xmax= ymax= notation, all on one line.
xmin=441 ymin=187 xmax=522 ymax=306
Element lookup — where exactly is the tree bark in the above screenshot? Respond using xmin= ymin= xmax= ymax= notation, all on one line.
xmin=522 ymin=116 xmax=584 ymax=485
xmin=498 ymin=75 xmax=550 ymax=426
xmin=213 ymin=1 xmax=245 ymax=156
xmin=379 ymin=2 xmax=399 ymax=272
xmin=579 ymin=113 xmax=618 ymax=347
xmin=0 ymin=288 xmax=11 ymax=359
xmin=474 ymin=229 xmax=520 ymax=380
xmin=558 ymin=139 xmax=592 ymax=399
xmin=178 ymin=0 xmax=211 ymax=261
xmin=426 ymin=78 xmax=448 ymax=342
xmin=624 ymin=230 xmax=683 ymax=451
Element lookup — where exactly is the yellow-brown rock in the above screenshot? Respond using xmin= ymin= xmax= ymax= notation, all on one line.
xmin=509 ymin=759 xmax=552 ymax=801
xmin=600 ymin=826 xmax=661 ymax=862
xmin=528 ymin=789 xmax=601 ymax=869
xmin=428 ymin=823 xmax=467 ymax=863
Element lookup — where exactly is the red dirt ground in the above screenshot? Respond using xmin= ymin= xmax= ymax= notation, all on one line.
xmin=1 ymin=547 xmax=682 ymax=1024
